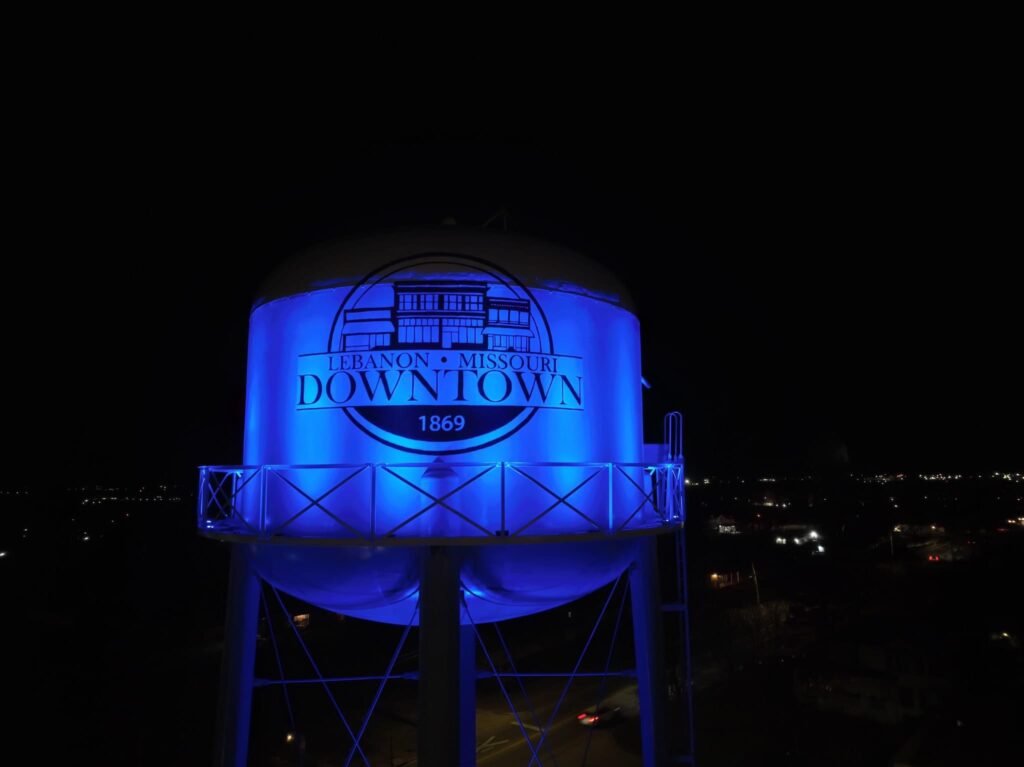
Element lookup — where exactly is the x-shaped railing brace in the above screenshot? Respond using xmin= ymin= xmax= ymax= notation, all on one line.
xmin=614 ymin=465 xmax=661 ymax=532
xmin=379 ymin=464 xmax=495 ymax=537
xmin=267 ymin=466 xmax=370 ymax=539
xmin=205 ymin=469 xmax=260 ymax=534
xmin=508 ymin=466 xmax=604 ymax=535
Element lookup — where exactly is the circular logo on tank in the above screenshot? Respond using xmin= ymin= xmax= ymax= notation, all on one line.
xmin=296 ymin=253 xmax=584 ymax=454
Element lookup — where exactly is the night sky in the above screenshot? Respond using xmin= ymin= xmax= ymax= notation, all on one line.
xmin=4 ymin=95 xmax=1019 ymax=485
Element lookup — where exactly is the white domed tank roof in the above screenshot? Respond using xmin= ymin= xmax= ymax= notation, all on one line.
xmin=254 ymin=226 xmax=637 ymax=315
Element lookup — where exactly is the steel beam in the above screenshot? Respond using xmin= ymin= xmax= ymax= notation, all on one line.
xmin=418 ymin=546 xmax=468 ymax=767
xmin=631 ymin=537 xmax=669 ymax=767
xmin=214 ymin=544 xmax=261 ymax=767
xmin=460 ymin=624 xmax=477 ymax=766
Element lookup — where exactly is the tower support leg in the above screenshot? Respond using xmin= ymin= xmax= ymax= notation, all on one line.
xmin=460 ymin=623 xmax=477 ymax=765
xmin=631 ymin=537 xmax=669 ymax=767
xmin=418 ymin=546 xmax=474 ymax=766
xmin=214 ymin=544 xmax=261 ymax=767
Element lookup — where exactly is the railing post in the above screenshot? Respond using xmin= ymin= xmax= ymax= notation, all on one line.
xmin=259 ymin=467 xmax=268 ymax=537
xmin=664 ymin=466 xmax=672 ymax=521
xmin=499 ymin=462 xmax=506 ymax=535
xmin=608 ymin=462 xmax=615 ymax=532
xmin=198 ymin=467 xmax=207 ymax=527
xmin=370 ymin=463 xmax=377 ymax=540
xmin=230 ymin=471 xmax=240 ymax=524
xmin=649 ymin=466 xmax=658 ymax=522
xmin=677 ymin=463 xmax=686 ymax=523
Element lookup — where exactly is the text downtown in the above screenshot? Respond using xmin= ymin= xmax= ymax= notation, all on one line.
xmin=297 ymin=351 xmax=584 ymax=410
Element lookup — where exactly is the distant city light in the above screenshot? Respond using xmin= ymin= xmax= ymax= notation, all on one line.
xmin=816 ymin=545 xmax=825 ymax=553
xmin=808 ymin=531 xmax=819 ymax=540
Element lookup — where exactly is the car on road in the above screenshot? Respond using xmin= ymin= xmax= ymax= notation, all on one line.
xmin=576 ymin=705 xmax=622 ymax=728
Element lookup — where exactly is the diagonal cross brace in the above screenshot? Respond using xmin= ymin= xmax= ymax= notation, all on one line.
xmin=268 ymin=585 xmax=371 ymax=767
xmin=268 ymin=466 xmax=369 ymax=539
xmin=462 ymin=590 xmax=546 ymax=767
xmin=526 ymin=572 xmax=625 ymax=767
xmin=614 ymin=467 xmax=660 ymax=532
xmin=492 ymin=623 xmax=561 ymax=767
xmin=206 ymin=470 xmax=261 ymax=534
xmin=581 ymin=578 xmax=632 ymax=766
xmin=614 ymin=465 xmax=666 ymax=528
xmin=259 ymin=587 xmax=296 ymax=735
xmin=343 ymin=600 xmax=419 ymax=767
xmin=509 ymin=467 xmax=604 ymax=535
xmin=380 ymin=465 xmax=495 ymax=537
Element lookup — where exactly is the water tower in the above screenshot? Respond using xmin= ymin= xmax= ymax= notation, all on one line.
xmin=199 ymin=227 xmax=693 ymax=766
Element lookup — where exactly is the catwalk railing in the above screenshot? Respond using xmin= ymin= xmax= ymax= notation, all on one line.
xmin=198 ymin=461 xmax=685 ymax=543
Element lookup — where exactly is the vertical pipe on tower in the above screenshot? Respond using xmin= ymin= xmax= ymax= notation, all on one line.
xmin=460 ymin=623 xmax=477 ymax=766
xmin=214 ymin=544 xmax=261 ymax=767
xmin=631 ymin=536 xmax=669 ymax=767
xmin=418 ymin=546 xmax=464 ymax=766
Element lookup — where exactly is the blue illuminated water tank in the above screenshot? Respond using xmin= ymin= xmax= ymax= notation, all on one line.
xmin=240 ymin=227 xmax=649 ymax=625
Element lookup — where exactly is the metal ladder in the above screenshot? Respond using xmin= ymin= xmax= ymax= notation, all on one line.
xmin=660 ymin=411 xmax=696 ymax=764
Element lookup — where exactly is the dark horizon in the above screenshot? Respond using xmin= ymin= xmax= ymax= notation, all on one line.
xmin=4 ymin=117 xmax=1020 ymax=485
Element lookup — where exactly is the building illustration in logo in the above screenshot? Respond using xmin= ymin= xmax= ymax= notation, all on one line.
xmin=299 ymin=253 xmax=582 ymax=454
xmin=340 ymin=280 xmax=536 ymax=353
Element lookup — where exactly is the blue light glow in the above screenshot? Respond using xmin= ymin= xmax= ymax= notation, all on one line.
xmin=241 ymin=253 xmax=646 ymax=624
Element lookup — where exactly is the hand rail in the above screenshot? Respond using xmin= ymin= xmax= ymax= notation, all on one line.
xmin=197 ymin=461 xmax=685 ymax=543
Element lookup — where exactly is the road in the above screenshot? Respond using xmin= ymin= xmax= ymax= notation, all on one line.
xmin=367 ymin=679 xmax=641 ymax=767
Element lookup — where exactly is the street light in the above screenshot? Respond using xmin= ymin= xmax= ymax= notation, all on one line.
xmin=285 ymin=732 xmax=306 ymax=765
